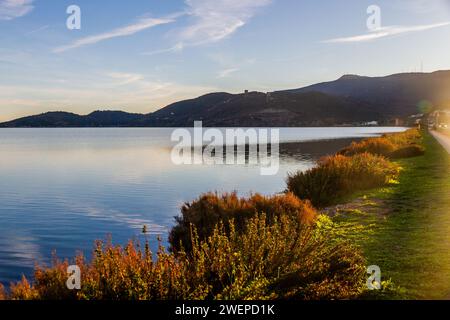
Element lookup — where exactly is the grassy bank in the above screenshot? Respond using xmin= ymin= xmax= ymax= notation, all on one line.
xmin=335 ymin=131 xmax=450 ymax=299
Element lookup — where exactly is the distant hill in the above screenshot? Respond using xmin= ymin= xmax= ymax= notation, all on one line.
xmin=0 ymin=111 xmax=148 ymax=127
xmin=0 ymin=92 xmax=380 ymax=128
xmin=1 ymin=70 xmax=450 ymax=127
xmin=282 ymin=70 xmax=450 ymax=117
xmin=145 ymin=91 xmax=381 ymax=127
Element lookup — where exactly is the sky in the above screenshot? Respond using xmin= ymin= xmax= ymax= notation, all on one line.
xmin=1 ymin=0 xmax=450 ymax=122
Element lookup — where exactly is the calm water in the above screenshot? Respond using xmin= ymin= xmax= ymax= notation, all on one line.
xmin=0 ymin=127 xmax=406 ymax=285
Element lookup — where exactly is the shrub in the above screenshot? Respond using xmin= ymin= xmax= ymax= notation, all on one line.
xmin=6 ymin=214 xmax=366 ymax=300
xmin=186 ymin=214 xmax=366 ymax=300
xmin=339 ymin=137 xmax=396 ymax=157
xmin=286 ymin=153 xmax=400 ymax=207
xmin=389 ymin=144 xmax=425 ymax=159
xmin=383 ymin=128 xmax=421 ymax=147
xmin=0 ymin=284 xmax=5 ymax=300
xmin=9 ymin=276 xmax=40 ymax=300
xmin=339 ymin=129 xmax=423 ymax=159
xmin=169 ymin=192 xmax=317 ymax=252
xmin=7 ymin=241 xmax=190 ymax=300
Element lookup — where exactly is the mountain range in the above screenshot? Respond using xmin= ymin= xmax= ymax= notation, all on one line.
xmin=1 ymin=70 xmax=450 ymax=127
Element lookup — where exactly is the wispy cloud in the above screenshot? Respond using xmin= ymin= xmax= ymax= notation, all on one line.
xmin=209 ymin=53 xmax=254 ymax=79
xmin=141 ymin=0 xmax=272 ymax=56
xmin=324 ymin=22 xmax=450 ymax=43
xmin=25 ymin=24 xmax=49 ymax=36
xmin=217 ymin=67 xmax=239 ymax=78
xmin=141 ymin=43 xmax=184 ymax=56
xmin=107 ymin=72 xmax=145 ymax=86
xmin=0 ymin=0 xmax=34 ymax=20
xmin=54 ymin=17 xmax=175 ymax=53
xmin=0 ymin=74 xmax=216 ymax=121
xmin=179 ymin=0 xmax=272 ymax=45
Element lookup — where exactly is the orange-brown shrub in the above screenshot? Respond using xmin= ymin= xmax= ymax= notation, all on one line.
xmin=339 ymin=137 xmax=396 ymax=157
xmin=384 ymin=128 xmax=421 ymax=147
xmin=286 ymin=153 xmax=400 ymax=207
xmin=339 ymin=129 xmax=423 ymax=159
xmin=389 ymin=144 xmax=425 ymax=159
xmin=9 ymin=276 xmax=40 ymax=300
xmin=169 ymin=192 xmax=317 ymax=252
xmin=7 ymin=241 xmax=190 ymax=300
xmin=185 ymin=214 xmax=366 ymax=300
xmin=0 ymin=284 xmax=6 ymax=300
xmin=5 ymin=214 xmax=366 ymax=300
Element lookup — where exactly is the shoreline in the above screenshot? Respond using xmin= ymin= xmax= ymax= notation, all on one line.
xmin=1 ymin=128 xmax=432 ymax=300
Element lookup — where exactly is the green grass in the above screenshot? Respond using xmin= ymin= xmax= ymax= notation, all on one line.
xmin=335 ymin=131 xmax=450 ymax=299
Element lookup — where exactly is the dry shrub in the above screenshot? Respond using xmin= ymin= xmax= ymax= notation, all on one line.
xmin=169 ymin=192 xmax=317 ymax=252
xmin=0 ymin=284 xmax=6 ymax=300
xmin=287 ymin=153 xmax=400 ymax=207
xmin=383 ymin=128 xmax=421 ymax=147
xmin=76 ymin=241 xmax=190 ymax=300
xmin=339 ymin=129 xmax=423 ymax=159
xmin=7 ymin=241 xmax=191 ymax=300
xmin=7 ymin=254 xmax=80 ymax=300
xmin=9 ymin=276 xmax=39 ymax=300
xmin=340 ymin=137 xmax=396 ymax=157
xmin=187 ymin=214 xmax=366 ymax=300
xmin=389 ymin=144 xmax=425 ymax=159
xmin=6 ymin=214 xmax=366 ymax=300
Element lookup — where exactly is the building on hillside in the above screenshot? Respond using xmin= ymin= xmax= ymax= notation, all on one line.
xmin=363 ymin=121 xmax=379 ymax=126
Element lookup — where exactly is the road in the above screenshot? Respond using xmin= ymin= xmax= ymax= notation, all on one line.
xmin=430 ymin=130 xmax=450 ymax=154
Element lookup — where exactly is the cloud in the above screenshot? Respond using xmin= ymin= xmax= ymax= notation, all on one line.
xmin=179 ymin=0 xmax=272 ymax=45
xmin=107 ymin=72 xmax=145 ymax=86
xmin=141 ymin=0 xmax=272 ymax=55
xmin=0 ymin=0 xmax=34 ymax=20
xmin=324 ymin=22 xmax=450 ymax=43
xmin=0 ymin=75 xmax=216 ymax=121
xmin=54 ymin=17 xmax=175 ymax=53
xmin=217 ymin=67 xmax=239 ymax=78
xmin=25 ymin=24 xmax=49 ymax=35
xmin=141 ymin=43 xmax=184 ymax=56
xmin=209 ymin=53 xmax=254 ymax=79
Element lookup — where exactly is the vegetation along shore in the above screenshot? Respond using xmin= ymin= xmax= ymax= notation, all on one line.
xmin=2 ymin=127 xmax=446 ymax=300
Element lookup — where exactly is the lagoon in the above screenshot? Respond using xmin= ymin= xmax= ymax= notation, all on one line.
xmin=0 ymin=127 xmax=406 ymax=285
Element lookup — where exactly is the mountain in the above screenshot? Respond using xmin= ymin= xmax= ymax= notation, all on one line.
xmin=1 ymin=70 xmax=450 ymax=127
xmin=0 ymin=111 xmax=148 ymax=127
xmin=0 ymin=92 xmax=381 ymax=128
xmin=145 ymin=91 xmax=381 ymax=127
xmin=282 ymin=70 xmax=450 ymax=117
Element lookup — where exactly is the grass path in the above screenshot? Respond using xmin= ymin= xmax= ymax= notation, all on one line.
xmin=335 ymin=131 xmax=450 ymax=299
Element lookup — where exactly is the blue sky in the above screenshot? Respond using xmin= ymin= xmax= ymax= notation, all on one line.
xmin=1 ymin=0 xmax=450 ymax=121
